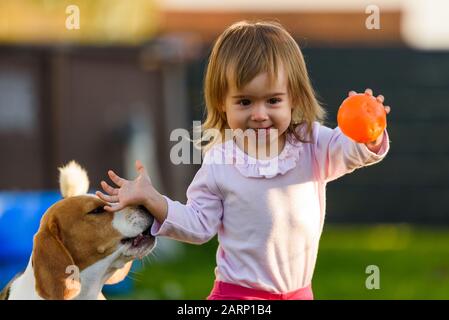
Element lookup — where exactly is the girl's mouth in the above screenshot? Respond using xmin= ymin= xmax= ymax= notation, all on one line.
xmin=252 ymin=125 xmax=273 ymax=130
xmin=254 ymin=126 xmax=274 ymax=135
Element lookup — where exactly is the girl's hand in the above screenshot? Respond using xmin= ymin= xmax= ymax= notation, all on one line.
xmin=348 ymin=88 xmax=391 ymax=153
xmin=96 ymin=160 xmax=157 ymax=213
xmin=96 ymin=160 xmax=168 ymax=223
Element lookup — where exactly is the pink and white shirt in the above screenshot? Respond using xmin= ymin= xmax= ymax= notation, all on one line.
xmin=151 ymin=121 xmax=390 ymax=293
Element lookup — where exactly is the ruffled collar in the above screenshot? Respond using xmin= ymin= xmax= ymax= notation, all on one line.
xmin=222 ymin=135 xmax=303 ymax=178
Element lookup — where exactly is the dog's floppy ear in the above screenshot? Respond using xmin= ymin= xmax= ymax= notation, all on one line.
xmin=105 ymin=261 xmax=133 ymax=285
xmin=32 ymin=218 xmax=81 ymax=300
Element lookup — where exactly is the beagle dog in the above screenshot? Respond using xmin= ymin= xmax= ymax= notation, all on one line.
xmin=0 ymin=161 xmax=156 ymax=300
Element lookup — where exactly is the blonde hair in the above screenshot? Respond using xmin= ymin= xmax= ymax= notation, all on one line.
xmin=196 ymin=20 xmax=326 ymax=153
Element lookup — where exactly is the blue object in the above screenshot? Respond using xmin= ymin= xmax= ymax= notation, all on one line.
xmin=0 ymin=191 xmax=61 ymax=289
xmin=0 ymin=191 xmax=61 ymax=261
xmin=0 ymin=191 xmax=134 ymax=296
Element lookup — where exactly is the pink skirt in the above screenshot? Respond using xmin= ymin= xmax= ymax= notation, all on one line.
xmin=207 ymin=281 xmax=314 ymax=300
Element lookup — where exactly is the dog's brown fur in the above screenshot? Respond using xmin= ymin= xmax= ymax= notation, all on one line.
xmin=32 ymin=196 xmax=124 ymax=300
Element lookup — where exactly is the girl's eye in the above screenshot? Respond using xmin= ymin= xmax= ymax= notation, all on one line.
xmin=238 ymin=99 xmax=251 ymax=106
xmin=268 ymin=98 xmax=281 ymax=104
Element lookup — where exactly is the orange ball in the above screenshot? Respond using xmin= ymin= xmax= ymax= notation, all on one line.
xmin=337 ymin=94 xmax=387 ymax=143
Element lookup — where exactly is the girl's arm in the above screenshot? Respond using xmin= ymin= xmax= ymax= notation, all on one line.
xmin=313 ymin=123 xmax=390 ymax=183
xmin=314 ymin=89 xmax=391 ymax=182
xmin=149 ymin=162 xmax=224 ymax=244
xmin=97 ymin=160 xmax=223 ymax=244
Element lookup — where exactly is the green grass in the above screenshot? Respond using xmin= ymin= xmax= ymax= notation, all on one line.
xmin=106 ymin=224 xmax=449 ymax=300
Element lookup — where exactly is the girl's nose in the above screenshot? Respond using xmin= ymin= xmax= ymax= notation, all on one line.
xmin=250 ymin=105 xmax=269 ymax=121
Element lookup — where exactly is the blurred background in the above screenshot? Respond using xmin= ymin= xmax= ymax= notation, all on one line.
xmin=0 ymin=0 xmax=448 ymax=299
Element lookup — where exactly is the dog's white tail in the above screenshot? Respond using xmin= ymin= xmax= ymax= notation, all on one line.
xmin=59 ymin=161 xmax=89 ymax=198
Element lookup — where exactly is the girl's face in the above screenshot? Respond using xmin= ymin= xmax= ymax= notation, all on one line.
xmin=223 ymin=67 xmax=293 ymax=155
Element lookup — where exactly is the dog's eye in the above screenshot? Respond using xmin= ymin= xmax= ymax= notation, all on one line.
xmin=88 ymin=206 xmax=105 ymax=214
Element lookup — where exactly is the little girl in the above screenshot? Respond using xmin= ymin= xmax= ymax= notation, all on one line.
xmin=96 ymin=21 xmax=391 ymax=300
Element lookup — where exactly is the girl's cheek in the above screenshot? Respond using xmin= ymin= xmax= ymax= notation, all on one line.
xmin=226 ymin=117 xmax=241 ymax=130
xmin=277 ymin=111 xmax=292 ymax=125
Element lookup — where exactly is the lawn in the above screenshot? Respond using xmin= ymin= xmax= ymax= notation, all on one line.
xmin=106 ymin=224 xmax=449 ymax=300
